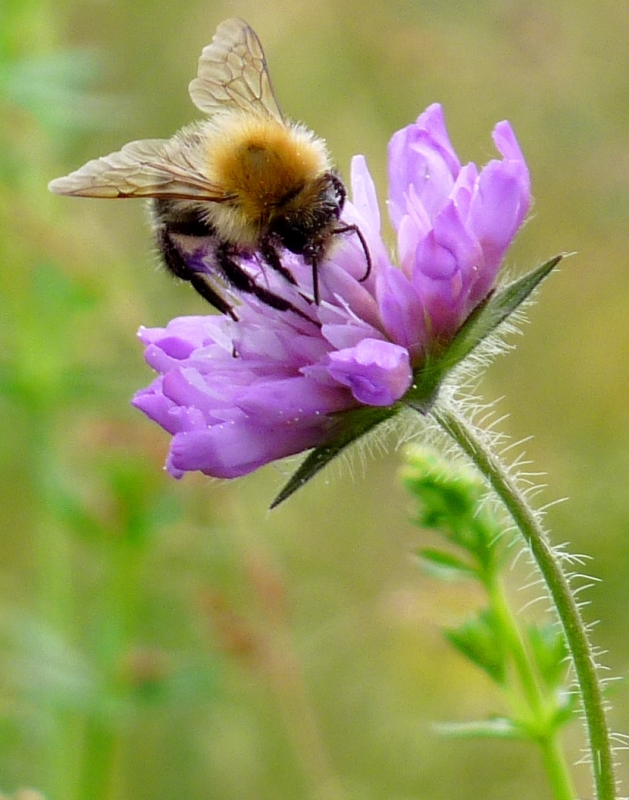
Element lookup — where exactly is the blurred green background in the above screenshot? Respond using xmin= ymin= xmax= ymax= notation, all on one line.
xmin=1 ymin=0 xmax=628 ymax=798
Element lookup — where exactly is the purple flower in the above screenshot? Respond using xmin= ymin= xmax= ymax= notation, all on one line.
xmin=133 ymin=104 xmax=531 ymax=480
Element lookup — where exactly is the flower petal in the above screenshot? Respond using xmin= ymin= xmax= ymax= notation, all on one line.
xmin=168 ymin=419 xmax=330 ymax=479
xmin=133 ymin=105 xmax=532 ymax=488
xmin=388 ymin=103 xmax=461 ymax=229
xmin=327 ymin=338 xmax=412 ymax=406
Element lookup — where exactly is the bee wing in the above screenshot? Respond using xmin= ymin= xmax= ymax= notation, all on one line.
xmin=189 ymin=18 xmax=284 ymax=122
xmin=48 ymin=138 xmax=226 ymax=200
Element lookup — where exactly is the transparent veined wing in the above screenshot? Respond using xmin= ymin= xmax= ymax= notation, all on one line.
xmin=189 ymin=18 xmax=284 ymax=122
xmin=48 ymin=136 xmax=226 ymax=200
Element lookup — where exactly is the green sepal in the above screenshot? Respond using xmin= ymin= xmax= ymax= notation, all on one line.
xmin=434 ymin=717 xmax=525 ymax=740
xmin=270 ymin=404 xmax=399 ymax=508
xmin=445 ymin=608 xmax=506 ymax=685
xmin=271 ymin=255 xmax=562 ymax=508
xmin=405 ymin=254 xmax=563 ymax=408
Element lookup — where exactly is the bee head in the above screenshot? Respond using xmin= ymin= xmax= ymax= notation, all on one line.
xmin=270 ymin=171 xmax=346 ymax=259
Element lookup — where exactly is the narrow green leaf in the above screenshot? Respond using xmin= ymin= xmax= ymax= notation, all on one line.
xmin=270 ymin=405 xmax=399 ymax=508
xmin=419 ymin=547 xmax=476 ymax=578
xmin=526 ymin=622 xmax=569 ymax=690
xmin=445 ymin=609 xmax=505 ymax=684
xmin=434 ymin=717 xmax=524 ymax=740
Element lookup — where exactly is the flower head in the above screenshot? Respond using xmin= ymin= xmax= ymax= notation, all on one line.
xmin=133 ymin=104 xmax=532 ymax=485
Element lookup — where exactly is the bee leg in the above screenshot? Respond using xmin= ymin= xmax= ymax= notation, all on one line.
xmin=257 ymin=237 xmax=298 ymax=285
xmin=303 ymin=254 xmax=321 ymax=306
xmin=215 ymin=242 xmax=318 ymax=325
xmin=157 ymin=227 xmax=239 ymax=320
xmin=332 ymin=223 xmax=372 ymax=283
xmin=259 ymin=236 xmax=315 ymax=307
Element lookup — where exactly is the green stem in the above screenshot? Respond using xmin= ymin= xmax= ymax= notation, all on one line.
xmin=540 ymin=733 xmax=579 ymax=800
xmin=489 ymin=577 xmax=575 ymax=800
xmin=432 ymin=404 xmax=616 ymax=800
xmin=489 ymin=575 xmax=542 ymax=716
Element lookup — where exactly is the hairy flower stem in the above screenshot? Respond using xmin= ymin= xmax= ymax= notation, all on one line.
xmin=431 ymin=404 xmax=616 ymax=800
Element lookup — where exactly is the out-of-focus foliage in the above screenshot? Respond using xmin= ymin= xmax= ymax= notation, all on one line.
xmin=0 ymin=1 xmax=627 ymax=799
xmin=402 ymin=447 xmax=575 ymax=759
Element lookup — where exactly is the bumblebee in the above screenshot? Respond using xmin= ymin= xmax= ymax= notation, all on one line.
xmin=48 ymin=18 xmax=371 ymax=319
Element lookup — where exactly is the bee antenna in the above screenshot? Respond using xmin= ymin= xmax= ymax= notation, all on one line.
xmin=333 ymin=224 xmax=372 ymax=283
